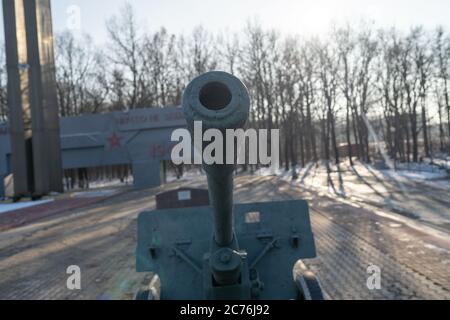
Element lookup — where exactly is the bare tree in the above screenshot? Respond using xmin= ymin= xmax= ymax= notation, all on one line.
xmin=377 ymin=29 xmax=407 ymax=161
xmin=434 ymin=26 xmax=450 ymax=144
xmin=106 ymin=2 xmax=147 ymax=109
xmin=316 ymin=39 xmax=340 ymax=166
xmin=297 ymin=42 xmax=319 ymax=163
xmin=55 ymin=31 xmax=109 ymax=116
xmin=217 ymin=32 xmax=241 ymax=75
xmin=143 ymin=27 xmax=180 ymax=107
xmin=336 ymin=26 xmax=357 ymax=165
xmin=353 ymin=26 xmax=378 ymax=163
xmin=185 ymin=26 xmax=218 ymax=78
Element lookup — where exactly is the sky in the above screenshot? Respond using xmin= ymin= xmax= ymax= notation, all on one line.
xmin=0 ymin=0 xmax=449 ymax=44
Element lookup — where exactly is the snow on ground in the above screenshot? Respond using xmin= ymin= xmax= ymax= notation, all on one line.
xmin=65 ymin=178 xmax=134 ymax=191
xmin=71 ymin=189 xmax=120 ymax=198
xmin=383 ymin=170 xmax=446 ymax=180
xmin=166 ymin=167 xmax=205 ymax=183
xmin=89 ymin=179 xmax=133 ymax=188
xmin=256 ymin=160 xmax=450 ymax=231
xmin=0 ymin=199 xmax=54 ymax=214
xmin=425 ymin=155 xmax=450 ymax=170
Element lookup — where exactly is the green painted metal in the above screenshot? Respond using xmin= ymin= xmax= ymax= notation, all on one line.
xmin=136 ymin=71 xmax=318 ymax=300
xmin=137 ymin=200 xmax=316 ymax=299
xmin=183 ymin=71 xmax=250 ymax=247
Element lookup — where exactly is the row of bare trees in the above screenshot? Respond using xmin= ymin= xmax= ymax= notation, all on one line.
xmin=239 ymin=23 xmax=449 ymax=170
xmin=1 ymin=3 xmax=449 ymax=172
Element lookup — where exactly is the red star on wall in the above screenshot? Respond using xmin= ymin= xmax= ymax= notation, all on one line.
xmin=108 ymin=132 xmax=122 ymax=149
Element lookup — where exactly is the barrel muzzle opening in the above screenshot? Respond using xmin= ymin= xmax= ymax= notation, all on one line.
xmin=199 ymin=81 xmax=232 ymax=111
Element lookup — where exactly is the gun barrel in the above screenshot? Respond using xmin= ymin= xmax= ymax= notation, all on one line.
xmin=183 ymin=71 xmax=250 ymax=247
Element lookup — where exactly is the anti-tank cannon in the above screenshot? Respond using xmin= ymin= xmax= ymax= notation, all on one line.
xmin=136 ymin=71 xmax=324 ymax=300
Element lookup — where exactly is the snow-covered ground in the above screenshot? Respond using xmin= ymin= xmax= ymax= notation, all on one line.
xmin=0 ymin=199 xmax=54 ymax=214
xmin=71 ymin=189 xmax=120 ymax=198
xmin=166 ymin=167 xmax=205 ymax=183
xmin=425 ymin=155 xmax=450 ymax=171
xmin=256 ymin=160 xmax=450 ymax=231
xmin=64 ymin=178 xmax=134 ymax=191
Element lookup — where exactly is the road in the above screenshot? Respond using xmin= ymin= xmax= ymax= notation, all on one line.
xmin=0 ymin=175 xmax=449 ymax=300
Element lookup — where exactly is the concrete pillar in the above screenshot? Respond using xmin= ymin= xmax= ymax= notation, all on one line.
xmin=2 ymin=0 xmax=63 ymax=197
xmin=3 ymin=0 xmax=32 ymax=197
xmin=0 ymin=175 xmax=4 ymax=200
xmin=132 ymin=161 xmax=162 ymax=189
